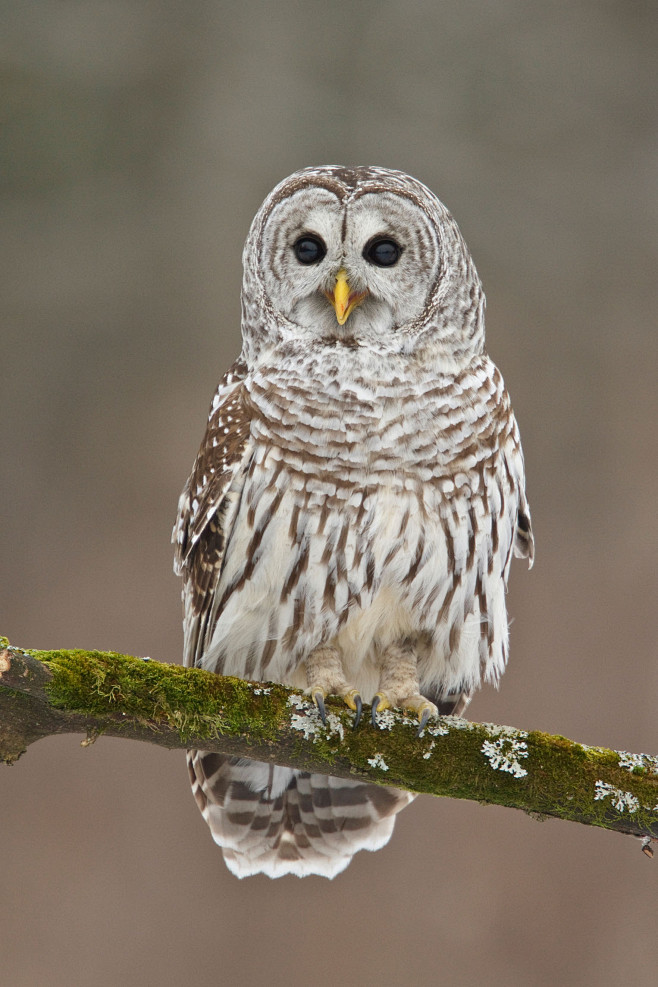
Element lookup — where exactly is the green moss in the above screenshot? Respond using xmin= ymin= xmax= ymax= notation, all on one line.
xmin=32 ymin=648 xmax=292 ymax=745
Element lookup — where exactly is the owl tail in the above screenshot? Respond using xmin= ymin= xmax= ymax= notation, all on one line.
xmin=188 ymin=751 xmax=414 ymax=879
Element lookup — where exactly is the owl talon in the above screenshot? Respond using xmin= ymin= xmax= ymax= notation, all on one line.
xmin=398 ymin=697 xmax=438 ymax=736
xmin=371 ymin=692 xmax=391 ymax=727
xmin=313 ymin=691 xmax=327 ymax=725
xmin=371 ymin=697 xmax=379 ymax=727
xmin=417 ymin=708 xmax=431 ymax=736
xmin=342 ymin=689 xmax=362 ymax=729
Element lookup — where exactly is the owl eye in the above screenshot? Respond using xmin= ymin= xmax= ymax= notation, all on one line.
xmin=293 ymin=235 xmax=327 ymax=265
xmin=364 ymin=237 xmax=402 ymax=267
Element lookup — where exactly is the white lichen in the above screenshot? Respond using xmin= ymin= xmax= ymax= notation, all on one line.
xmin=481 ymin=722 xmax=527 ymax=738
xmin=324 ymin=712 xmax=345 ymax=740
xmin=616 ymin=751 xmax=658 ymax=775
xmin=420 ymin=720 xmax=450 ymax=737
xmin=373 ymin=708 xmax=397 ymax=731
xmin=287 ymin=694 xmax=344 ymax=742
xmin=594 ymin=780 xmax=640 ymax=814
xmin=253 ymin=686 xmax=272 ymax=696
xmin=419 ymin=720 xmax=450 ymax=740
xmin=367 ymin=753 xmax=389 ymax=771
xmin=289 ymin=711 xmax=321 ymax=741
xmin=440 ymin=715 xmax=472 ymax=731
xmin=481 ymin=731 xmax=529 ymax=779
xmin=423 ymin=741 xmax=436 ymax=760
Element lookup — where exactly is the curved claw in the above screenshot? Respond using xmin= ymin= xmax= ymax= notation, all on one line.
xmin=313 ymin=691 xmax=327 ymax=725
xmin=371 ymin=694 xmax=382 ymax=728
xmin=417 ymin=707 xmax=431 ymax=737
xmin=352 ymin=693 xmax=362 ymax=730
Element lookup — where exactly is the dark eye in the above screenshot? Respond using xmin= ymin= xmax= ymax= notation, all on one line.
xmin=364 ymin=237 xmax=402 ymax=267
xmin=293 ymin=235 xmax=327 ymax=265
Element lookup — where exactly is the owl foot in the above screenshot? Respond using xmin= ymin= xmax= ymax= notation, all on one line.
xmin=401 ymin=695 xmax=440 ymax=736
xmin=311 ymin=690 xmax=327 ymax=725
xmin=371 ymin=691 xmax=438 ymax=732
xmin=305 ymin=646 xmax=362 ymax=728
xmin=371 ymin=691 xmax=391 ymax=727
xmin=371 ymin=641 xmax=439 ymax=730
xmin=343 ymin=689 xmax=363 ymax=729
xmin=308 ymin=686 xmax=363 ymax=729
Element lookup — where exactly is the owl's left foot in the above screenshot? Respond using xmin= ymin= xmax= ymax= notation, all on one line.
xmin=372 ymin=642 xmax=439 ymax=732
xmin=371 ymin=691 xmax=438 ymax=732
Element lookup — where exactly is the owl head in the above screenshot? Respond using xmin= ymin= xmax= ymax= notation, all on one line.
xmin=240 ymin=166 xmax=485 ymax=369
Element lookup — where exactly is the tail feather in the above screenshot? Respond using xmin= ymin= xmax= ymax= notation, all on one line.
xmin=188 ymin=751 xmax=414 ymax=879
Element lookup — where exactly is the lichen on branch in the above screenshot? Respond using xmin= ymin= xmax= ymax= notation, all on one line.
xmin=1 ymin=636 xmax=657 ymax=851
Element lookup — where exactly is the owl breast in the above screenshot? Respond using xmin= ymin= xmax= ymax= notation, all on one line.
xmin=201 ymin=349 xmax=522 ymax=705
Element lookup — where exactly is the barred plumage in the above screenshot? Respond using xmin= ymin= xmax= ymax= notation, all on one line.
xmin=174 ymin=166 xmax=533 ymax=878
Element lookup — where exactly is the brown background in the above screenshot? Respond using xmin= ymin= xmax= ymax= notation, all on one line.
xmin=2 ymin=3 xmax=657 ymax=984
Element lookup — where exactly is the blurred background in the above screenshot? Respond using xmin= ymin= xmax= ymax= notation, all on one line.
xmin=2 ymin=2 xmax=657 ymax=984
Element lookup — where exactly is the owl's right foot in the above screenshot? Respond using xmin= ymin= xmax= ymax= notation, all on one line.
xmin=304 ymin=646 xmax=362 ymax=728
xmin=308 ymin=686 xmax=363 ymax=728
xmin=343 ymin=689 xmax=363 ymax=729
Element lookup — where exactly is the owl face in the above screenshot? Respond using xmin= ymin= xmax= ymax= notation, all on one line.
xmin=242 ymin=167 xmax=485 ymax=365
xmin=258 ymin=186 xmax=440 ymax=343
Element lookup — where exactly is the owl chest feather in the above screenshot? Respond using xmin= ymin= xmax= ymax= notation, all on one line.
xmin=245 ymin=352 xmax=510 ymax=482
xmin=203 ymin=355 xmax=519 ymax=696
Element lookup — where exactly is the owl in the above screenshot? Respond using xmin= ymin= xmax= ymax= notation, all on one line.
xmin=173 ymin=166 xmax=534 ymax=879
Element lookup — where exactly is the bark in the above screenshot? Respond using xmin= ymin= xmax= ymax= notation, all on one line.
xmin=1 ymin=636 xmax=657 ymax=853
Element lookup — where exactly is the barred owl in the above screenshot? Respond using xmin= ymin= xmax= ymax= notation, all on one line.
xmin=173 ymin=166 xmax=533 ymax=879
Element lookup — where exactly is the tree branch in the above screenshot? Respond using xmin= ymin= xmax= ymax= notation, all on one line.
xmin=1 ymin=636 xmax=657 ymax=852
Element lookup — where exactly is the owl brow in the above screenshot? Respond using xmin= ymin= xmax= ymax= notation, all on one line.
xmin=347 ymin=184 xmax=426 ymax=207
xmin=265 ymin=177 xmax=350 ymax=216
xmin=347 ymin=189 xmax=438 ymax=243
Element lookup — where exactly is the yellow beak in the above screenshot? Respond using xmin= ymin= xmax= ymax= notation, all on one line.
xmin=325 ymin=269 xmax=368 ymax=325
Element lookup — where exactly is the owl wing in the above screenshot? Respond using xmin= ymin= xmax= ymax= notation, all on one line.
xmin=173 ymin=357 xmax=253 ymax=668
xmin=508 ymin=416 xmax=535 ymax=568
xmin=514 ymin=491 xmax=535 ymax=566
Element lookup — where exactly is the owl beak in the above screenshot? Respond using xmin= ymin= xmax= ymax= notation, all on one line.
xmin=325 ymin=269 xmax=368 ymax=325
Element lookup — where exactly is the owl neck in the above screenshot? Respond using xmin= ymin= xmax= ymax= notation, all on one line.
xmin=245 ymin=335 xmax=486 ymax=390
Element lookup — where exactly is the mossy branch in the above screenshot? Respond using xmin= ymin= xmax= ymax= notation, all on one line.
xmin=1 ymin=635 xmax=657 ymax=853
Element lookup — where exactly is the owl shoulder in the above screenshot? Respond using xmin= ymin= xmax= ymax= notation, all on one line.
xmin=172 ymin=357 xmax=252 ymax=576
